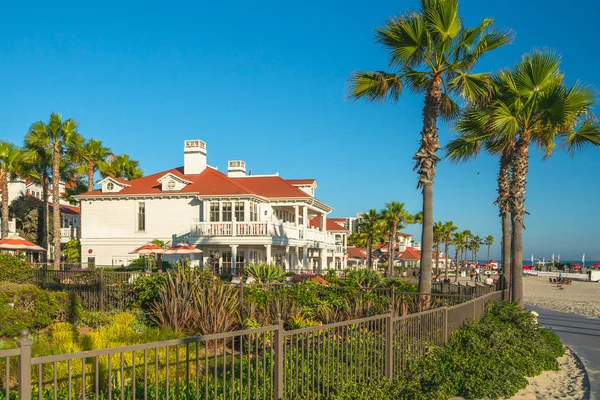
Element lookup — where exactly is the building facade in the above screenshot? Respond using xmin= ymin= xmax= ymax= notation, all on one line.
xmin=76 ymin=140 xmax=348 ymax=272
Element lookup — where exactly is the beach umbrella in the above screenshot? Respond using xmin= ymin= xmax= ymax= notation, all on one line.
xmin=592 ymin=263 xmax=600 ymax=267
xmin=128 ymin=244 xmax=165 ymax=255
xmin=0 ymin=235 xmax=45 ymax=252
xmin=164 ymin=244 xmax=203 ymax=255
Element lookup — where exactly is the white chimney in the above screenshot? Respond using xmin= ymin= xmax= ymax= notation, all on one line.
xmin=183 ymin=140 xmax=207 ymax=175
xmin=228 ymin=160 xmax=246 ymax=177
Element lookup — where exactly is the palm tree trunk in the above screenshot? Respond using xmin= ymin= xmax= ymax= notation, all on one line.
xmin=454 ymin=249 xmax=459 ymax=282
xmin=52 ymin=142 xmax=62 ymax=270
xmin=497 ymin=148 xmax=513 ymax=293
xmin=87 ymin=163 xmax=95 ymax=192
xmin=416 ymin=75 xmax=442 ymax=306
xmin=487 ymin=245 xmax=491 ymax=264
xmin=367 ymin=236 xmax=373 ymax=270
xmin=510 ymin=132 xmax=530 ymax=305
xmin=0 ymin=169 xmax=8 ymax=238
xmin=435 ymin=243 xmax=440 ymax=276
xmin=388 ymin=228 xmax=396 ymax=276
xmin=444 ymin=243 xmax=450 ymax=278
xmin=42 ymin=174 xmax=50 ymax=263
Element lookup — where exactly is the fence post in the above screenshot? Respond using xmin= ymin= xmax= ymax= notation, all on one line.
xmin=385 ymin=310 xmax=394 ymax=380
xmin=274 ymin=315 xmax=284 ymax=400
xmin=472 ymin=298 xmax=476 ymax=320
xmin=390 ymin=287 xmax=395 ymax=314
xmin=443 ymin=306 xmax=449 ymax=343
xmin=18 ymin=330 xmax=32 ymax=400
xmin=99 ymin=269 xmax=105 ymax=312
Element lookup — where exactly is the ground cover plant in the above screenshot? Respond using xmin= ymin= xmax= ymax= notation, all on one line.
xmin=332 ymin=302 xmax=565 ymax=400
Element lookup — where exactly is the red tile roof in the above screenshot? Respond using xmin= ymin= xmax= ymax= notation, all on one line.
xmin=347 ymin=247 xmax=367 ymax=259
xmin=399 ymin=247 xmax=421 ymax=260
xmin=80 ymin=167 xmax=312 ymax=199
xmin=308 ymin=217 xmax=348 ymax=231
xmin=286 ymin=179 xmax=316 ymax=185
xmin=27 ymin=194 xmax=80 ymax=215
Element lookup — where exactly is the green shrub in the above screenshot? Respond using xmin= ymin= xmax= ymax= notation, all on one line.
xmin=0 ymin=254 xmax=34 ymax=283
xmin=245 ymin=263 xmax=286 ymax=283
xmin=385 ymin=278 xmax=418 ymax=292
xmin=343 ymin=269 xmax=382 ymax=288
xmin=0 ymin=282 xmax=72 ymax=337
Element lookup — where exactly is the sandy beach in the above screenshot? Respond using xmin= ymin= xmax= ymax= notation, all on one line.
xmin=524 ymin=276 xmax=600 ymax=318
xmin=510 ymin=348 xmax=589 ymax=399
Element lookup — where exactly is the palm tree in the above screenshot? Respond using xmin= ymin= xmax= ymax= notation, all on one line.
xmin=358 ymin=209 xmax=384 ymax=270
xmin=381 ymin=201 xmax=413 ymax=276
xmin=101 ymin=154 xmax=143 ymax=180
xmin=433 ymin=221 xmax=445 ymax=276
xmin=27 ymin=113 xmax=83 ymax=270
xmin=446 ymin=120 xmax=514 ymax=289
xmin=452 ymin=231 xmax=468 ymax=282
xmin=0 ymin=142 xmax=21 ymax=238
xmin=348 ymin=0 xmax=512 ymax=299
xmin=461 ymin=229 xmax=472 ymax=261
xmin=76 ymin=139 xmax=112 ymax=191
xmin=442 ymin=221 xmax=458 ymax=277
xmin=484 ymin=235 xmax=494 ymax=263
xmin=470 ymin=235 xmax=481 ymax=262
xmin=451 ymin=50 xmax=600 ymax=303
xmin=347 ymin=232 xmax=368 ymax=248
xmin=454 ymin=51 xmax=600 ymax=302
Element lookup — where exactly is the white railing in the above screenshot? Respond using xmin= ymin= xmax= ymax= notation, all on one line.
xmin=305 ymin=227 xmax=325 ymax=243
xmin=194 ymin=222 xmax=233 ymax=236
xmin=524 ymin=270 xmax=587 ymax=280
xmin=235 ymin=222 xmax=267 ymax=236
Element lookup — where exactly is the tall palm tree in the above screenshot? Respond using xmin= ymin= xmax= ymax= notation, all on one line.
xmin=101 ymin=154 xmax=143 ymax=180
xmin=461 ymin=229 xmax=472 ymax=261
xmin=442 ymin=221 xmax=458 ymax=277
xmin=484 ymin=235 xmax=494 ymax=263
xmin=446 ymin=120 xmax=514 ymax=289
xmin=358 ymin=209 xmax=384 ymax=270
xmin=451 ymin=50 xmax=600 ymax=303
xmin=470 ymin=235 xmax=481 ymax=262
xmin=381 ymin=201 xmax=413 ymax=276
xmin=27 ymin=113 xmax=83 ymax=270
xmin=348 ymin=0 xmax=512 ymax=299
xmin=347 ymin=232 xmax=368 ymax=248
xmin=433 ymin=221 xmax=444 ymax=276
xmin=0 ymin=142 xmax=21 ymax=238
xmin=452 ymin=231 xmax=468 ymax=282
xmin=76 ymin=139 xmax=112 ymax=191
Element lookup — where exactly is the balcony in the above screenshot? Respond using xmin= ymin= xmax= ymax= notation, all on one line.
xmin=60 ymin=227 xmax=78 ymax=243
xmin=190 ymin=222 xmax=336 ymax=244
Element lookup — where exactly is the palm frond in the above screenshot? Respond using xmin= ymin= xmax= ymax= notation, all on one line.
xmin=424 ymin=0 xmax=462 ymax=41
xmin=402 ymin=67 xmax=431 ymax=93
xmin=444 ymin=134 xmax=483 ymax=162
xmin=448 ymin=71 xmax=490 ymax=102
xmin=347 ymin=71 xmax=403 ymax=102
xmin=375 ymin=14 xmax=428 ymax=68
xmin=562 ymin=118 xmax=600 ymax=155
xmin=439 ymin=92 xmax=460 ymax=121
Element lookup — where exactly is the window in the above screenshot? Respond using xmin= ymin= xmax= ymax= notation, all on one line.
xmin=210 ymin=202 xmax=220 ymax=222
xmin=166 ymin=179 xmax=176 ymax=190
xmin=235 ymin=202 xmax=244 ymax=221
xmin=137 ymin=202 xmax=146 ymax=231
xmin=222 ymin=202 xmax=232 ymax=222
xmin=236 ymin=251 xmax=245 ymax=266
xmin=107 ymin=182 xmax=114 ymax=191
xmin=221 ymin=251 xmax=232 ymax=272
xmin=250 ymin=203 xmax=258 ymax=221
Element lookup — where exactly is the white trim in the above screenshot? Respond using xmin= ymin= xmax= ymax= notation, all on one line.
xmin=98 ymin=177 xmax=131 ymax=188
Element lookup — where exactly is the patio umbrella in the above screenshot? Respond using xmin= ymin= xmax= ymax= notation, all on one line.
xmin=129 ymin=244 xmax=166 ymax=270
xmin=164 ymin=244 xmax=203 ymax=255
xmin=0 ymin=235 xmax=45 ymax=252
xmin=128 ymin=244 xmax=165 ymax=255
xmin=592 ymin=263 xmax=600 ymax=267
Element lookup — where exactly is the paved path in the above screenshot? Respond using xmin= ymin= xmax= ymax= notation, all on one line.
xmin=526 ymin=305 xmax=599 ymax=399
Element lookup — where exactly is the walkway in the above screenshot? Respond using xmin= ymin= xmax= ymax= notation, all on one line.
xmin=526 ymin=305 xmax=600 ymax=399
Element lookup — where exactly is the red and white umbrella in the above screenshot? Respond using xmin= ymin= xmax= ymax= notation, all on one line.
xmin=129 ymin=244 xmax=165 ymax=255
xmin=164 ymin=244 xmax=203 ymax=255
xmin=0 ymin=236 xmax=45 ymax=252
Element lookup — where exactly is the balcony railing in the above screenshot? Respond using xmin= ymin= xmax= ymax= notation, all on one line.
xmin=59 ymin=227 xmax=78 ymax=242
xmin=191 ymin=222 xmax=337 ymax=244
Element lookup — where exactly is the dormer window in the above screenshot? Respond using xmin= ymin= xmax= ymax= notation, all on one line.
xmin=107 ymin=182 xmax=114 ymax=191
xmin=99 ymin=177 xmax=130 ymax=193
xmin=157 ymin=172 xmax=192 ymax=192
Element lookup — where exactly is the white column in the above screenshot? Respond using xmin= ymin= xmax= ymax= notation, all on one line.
xmin=294 ymin=206 xmax=299 ymax=226
xmin=319 ymin=248 xmax=327 ymax=273
xmin=302 ymin=207 xmax=308 ymax=237
xmin=294 ymin=246 xmax=300 ymax=270
xmin=285 ymin=246 xmax=290 ymax=271
xmin=230 ymin=245 xmax=238 ymax=274
xmin=303 ymin=245 xmax=309 ymax=270
xmin=265 ymin=244 xmax=272 ymax=264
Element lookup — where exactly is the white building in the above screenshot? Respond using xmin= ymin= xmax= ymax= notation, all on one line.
xmin=0 ymin=179 xmax=80 ymax=244
xmin=76 ymin=140 xmax=348 ymax=272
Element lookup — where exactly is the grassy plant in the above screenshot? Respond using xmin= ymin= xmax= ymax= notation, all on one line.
xmin=245 ymin=263 xmax=285 ymax=283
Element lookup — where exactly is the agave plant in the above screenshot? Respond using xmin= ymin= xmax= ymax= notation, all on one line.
xmin=245 ymin=263 xmax=286 ymax=283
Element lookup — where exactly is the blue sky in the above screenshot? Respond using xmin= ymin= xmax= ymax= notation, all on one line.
xmin=1 ymin=0 xmax=598 ymax=260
